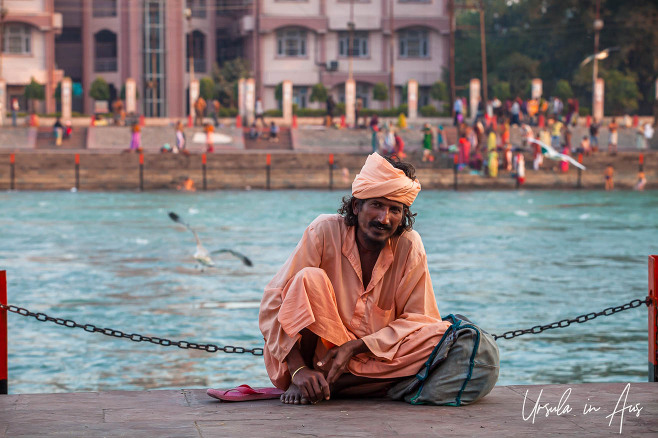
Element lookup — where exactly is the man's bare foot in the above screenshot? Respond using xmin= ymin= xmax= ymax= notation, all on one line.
xmin=280 ymin=384 xmax=311 ymax=405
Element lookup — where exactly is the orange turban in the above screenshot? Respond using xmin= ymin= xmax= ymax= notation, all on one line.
xmin=351 ymin=153 xmax=421 ymax=206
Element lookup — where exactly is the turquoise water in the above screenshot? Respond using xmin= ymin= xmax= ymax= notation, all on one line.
xmin=0 ymin=190 xmax=656 ymax=394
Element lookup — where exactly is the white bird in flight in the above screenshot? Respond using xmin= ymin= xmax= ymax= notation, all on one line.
xmin=579 ymin=47 xmax=619 ymax=67
xmin=528 ymin=138 xmax=586 ymax=170
xmin=168 ymin=212 xmax=253 ymax=269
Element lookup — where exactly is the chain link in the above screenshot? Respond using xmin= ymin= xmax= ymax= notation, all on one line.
xmin=0 ymin=297 xmax=652 ymax=349
xmin=491 ymin=297 xmax=652 ymax=341
xmin=0 ymin=303 xmax=263 ymax=356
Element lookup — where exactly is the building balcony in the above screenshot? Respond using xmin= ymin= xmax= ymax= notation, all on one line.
xmin=95 ymin=58 xmax=117 ymax=72
xmin=186 ymin=58 xmax=206 ymax=73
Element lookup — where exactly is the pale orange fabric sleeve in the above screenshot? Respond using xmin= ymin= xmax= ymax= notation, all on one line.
xmin=259 ymin=220 xmax=323 ymax=363
xmin=360 ymin=244 xmax=444 ymax=361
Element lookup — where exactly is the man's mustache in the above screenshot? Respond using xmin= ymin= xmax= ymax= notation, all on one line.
xmin=368 ymin=221 xmax=392 ymax=231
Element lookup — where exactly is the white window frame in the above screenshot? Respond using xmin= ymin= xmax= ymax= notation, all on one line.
xmin=338 ymin=31 xmax=369 ymax=58
xmin=276 ymin=28 xmax=307 ymax=57
xmin=399 ymin=28 xmax=429 ymax=58
xmin=3 ymin=24 xmax=31 ymax=55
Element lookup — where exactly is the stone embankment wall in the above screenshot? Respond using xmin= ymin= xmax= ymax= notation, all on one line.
xmin=1 ymin=150 xmax=655 ymax=191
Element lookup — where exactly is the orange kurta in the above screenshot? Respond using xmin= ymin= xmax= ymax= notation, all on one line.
xmin=259 ymin=214 xmax=451 ymax=390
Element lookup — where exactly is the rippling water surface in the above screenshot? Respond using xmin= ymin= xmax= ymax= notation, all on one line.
xmin=1 ymin=189 xmax=656 ymax=394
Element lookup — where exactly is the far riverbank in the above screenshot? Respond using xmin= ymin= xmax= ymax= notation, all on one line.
xmin=0 ymin=149 xmax=654 ymax=191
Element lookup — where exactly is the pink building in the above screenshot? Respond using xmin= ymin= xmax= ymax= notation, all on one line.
xmin=54 ymin=0 xmax=248 ymax=117
xmin=2 ymin=0 xmax=63 ymax=114
xmin=247 ymin=0 xmax=449 ymax=110
xmin=49 ymin=0 xmax=447 ymax=116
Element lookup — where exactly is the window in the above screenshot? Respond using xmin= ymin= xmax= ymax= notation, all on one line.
xmin=56 ymin=27 xmax=81 ymax=43
xmin=398 ymin=28 xmax=429 ymax=58
xmin=186 ymin=31 xmax=206 ymax=72
xmin=338 ymin=31 xmax=368 ymax=58
xmin=276 ymin=28 xmax=306 ymax=57
xmin=93 ymin=0 xmax=117 ymax=17
xmin=187 ymin=0 xmax=207 ymax=18
xmin=293 ymin=87 xmax=308 ymax=109
xmin=356 ymin=82 xmax=369 ymax=108
xmin=94 ymin=30 xmax=117 ymax=71
xmin=3 ymin=24 xmax=31 ymax=54
xmin=215 ymin=0 xmax=253 ymax=16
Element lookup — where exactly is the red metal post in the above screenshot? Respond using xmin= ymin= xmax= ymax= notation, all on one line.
xmin=9 ymin=153 xmax=15 ymax=190
xmin=139 ymin=153 xmax=144 ymax=191
xmin=74 ymin=154 xmax=80 ymax=191
xmin=328 ymin=154 xmax=334 ymax=191
xmin=650 ymin=255 xmax=657 ymax=382
xmin=266 ymin=154 xmax=271 ymax=190
xmin=1 ymin=270 xmax=7 ymax=394
xmin=202 ymin=153 xmax=207 ymax=191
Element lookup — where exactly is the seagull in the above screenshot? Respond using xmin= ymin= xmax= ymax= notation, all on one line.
xmin=579 ymin=47 xmax=619 ymax=67
xmin=528 ymin=138 xmax=586 ymax=170
xmin=168 ymin=212 xmax=253 ymax=268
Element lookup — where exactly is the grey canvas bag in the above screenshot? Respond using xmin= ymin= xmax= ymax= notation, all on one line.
xmin=387 ymin=314 xmax=499 ymax=406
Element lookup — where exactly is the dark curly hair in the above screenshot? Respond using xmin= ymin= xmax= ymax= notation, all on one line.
xmin=338 ymin=156 xmax=417 ymax=235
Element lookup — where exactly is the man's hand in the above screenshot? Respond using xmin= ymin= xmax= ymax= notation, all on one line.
xmin=291 ymin=367 xmax=331 ymax=403
xmin=317 ymin=339 xmax=369 ymax=385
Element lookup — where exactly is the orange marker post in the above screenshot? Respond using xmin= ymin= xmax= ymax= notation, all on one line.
xmin=202 ymin=153 xmax=207 ymax=191
xmin=139 ymin=153 xmax=144 ymax=191
xmin=1 ymin=270 xmax=7 ymax=394
xmin=650 ymin=255 xmax=658 ymax=382
xmin=9 ymin=154 xmax=15 ymax=190
xmin=577 ymin=153 xmax=583 ymax=189
xmin=75 ymin=154 xmax=80 ymax=191
xmin=639 ymin=153 xmax=644 ymax=172
xmin=266 ymin=154 xmax=271 ymax=190
xmin=328 ymin=154 xmax=334 ymax=191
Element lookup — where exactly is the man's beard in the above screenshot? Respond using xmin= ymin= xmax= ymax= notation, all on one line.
xmin=362 ymin=220 xmax=393 ymax=249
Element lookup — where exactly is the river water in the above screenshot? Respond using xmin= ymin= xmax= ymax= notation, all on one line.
xmin=1 ymin=190 xmax=656 ymax=394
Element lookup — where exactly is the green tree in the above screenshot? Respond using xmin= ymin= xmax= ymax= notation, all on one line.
xmin=429 ymin=81 xmax=448 ymax=113
xmin=199 ymin=76 xmax=215 ymax=101
xmin=210 ymin=58 xmax=251 ymax=108
xmin=23 ymin=77 xmax=45 ymax=112
xmin=310 ymin=83 xmax=328 ymax=103
xmin=430 ymin=81 xmax=448 ymax=101
xmin=89 ymin=77 xmax=110 ymax=101
xmin=453 ymin=0 xmax=658 ymax=115
xmin=491 ymin=81 xmax=511 ymax=101
xmin=274 ymin=82 xmax=282 ymax=103
xmin=553 ymin=79 xmax=573 ymax=102
xmin=492 ymin=52 xmax=539 ymax=97
xmin=602 ymin=70 xmax=641 ymax=115
xmin=372 ymin=82 xmax=389 ymax=103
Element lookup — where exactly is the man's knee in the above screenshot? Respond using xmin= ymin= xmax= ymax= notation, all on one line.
xmin=291 ymin=267 xmax=335 ymax=301
xmin=294 ymin=267 xmax=330 ymax=283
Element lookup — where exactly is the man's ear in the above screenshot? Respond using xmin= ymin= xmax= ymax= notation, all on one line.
xmin=351 ymin=198 xmax=360 ymax=215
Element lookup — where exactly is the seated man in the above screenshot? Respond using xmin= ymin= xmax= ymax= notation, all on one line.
xmin=259 ymin=153 xmax=452 ymax=405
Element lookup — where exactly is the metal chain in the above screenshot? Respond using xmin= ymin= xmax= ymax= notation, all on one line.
xmin=491 ymin=297 xmax=652 ymax=341
xmin=0 ymin=303 xmax=263 ymax=356
xmin=0 ymin=297 xmax=652 ymax=349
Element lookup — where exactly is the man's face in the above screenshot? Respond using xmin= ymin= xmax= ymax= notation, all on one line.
xmin=353 ymin=197 xmax=404 ymax=248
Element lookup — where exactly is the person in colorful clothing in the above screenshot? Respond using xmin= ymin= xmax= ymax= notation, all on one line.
xmin=421 ymin=123 xmax=433 ymax=162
